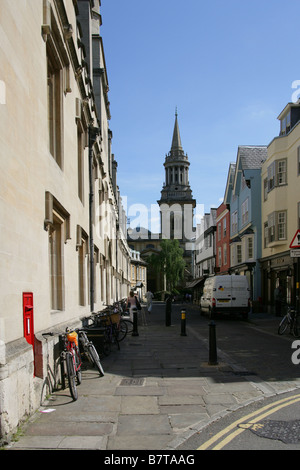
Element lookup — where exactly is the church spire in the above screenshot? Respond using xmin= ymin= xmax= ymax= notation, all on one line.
xmin=158 ymin=110 xmax=195 ymax=205
xmin=157 ymin=110 xmax=196 ymax=246
xmin=171 ymin=108 xmax=183 ymax=153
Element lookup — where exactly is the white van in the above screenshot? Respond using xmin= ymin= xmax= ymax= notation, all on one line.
xmin=200 ymin=275 xmax=250 ymax=319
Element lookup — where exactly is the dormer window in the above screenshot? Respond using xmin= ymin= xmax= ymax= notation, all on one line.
xmin=278 ymin=102 xmax=300 ymax=136
xmin=280 ymin=111 xmax=291 ymax=135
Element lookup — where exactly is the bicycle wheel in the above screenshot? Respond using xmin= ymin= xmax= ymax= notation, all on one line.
xmin=102 ymin=330 xmax=111 ymax=356
xmin=87 ymin=343 xmax=105 ymax=376
xmin=278 ymin=315 xmax=289 ymax=335
xmin=122 ymin=319 xmax=133 ymax=335
xmin=117 ymin=320 xmax=128 ymax=341
xmin=60 ymin=353 xmax=67 ymax=390
xmin=66 ymin=351 xmax=78 ymax=401
xmin=75 ymin=346 xmax=82 ymax=385
xmin=111 ymin=324 xmax=120 ymax=350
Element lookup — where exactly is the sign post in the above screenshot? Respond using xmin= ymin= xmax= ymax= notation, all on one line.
xmin=290 ymin=230 xmax=300 ymax=316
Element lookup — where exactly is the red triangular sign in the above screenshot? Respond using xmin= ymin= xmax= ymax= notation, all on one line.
xmin=290 ymin=229 xmax=300 ymax=248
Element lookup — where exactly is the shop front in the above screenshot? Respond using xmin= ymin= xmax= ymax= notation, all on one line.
xmin=260 ymin=251 xmax=296 ymax=313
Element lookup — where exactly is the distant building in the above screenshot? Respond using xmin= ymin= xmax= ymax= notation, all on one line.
xmin=127 ymin=227 xmax=163 ymax=294
xmin=216 ymin=201 xmax=231 ymax=275
xmin=158 ymin=110 xmax=196 ymax=262
xmin=128 ymin=111 xmax=197 ymax=293
xmin=195 ymin=209 xmax=217 ymax=279
xmin=129 ymin=249 xmax=147 ymax=299
xmin=191 ymin=209 xmax=217 ymax=303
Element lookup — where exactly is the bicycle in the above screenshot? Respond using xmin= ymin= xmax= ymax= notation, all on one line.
xmin=77 ymin=329 xmax=104 ymax=377
xmin=278 ymin=306 xmax=300 ymax=337
xmin=112 ymin=302 xmax=133 ymax=339
xmin=97 ymin=309 xmax=121 ymax=351
xmin=60 ymin=329 xmax=82 ymax=401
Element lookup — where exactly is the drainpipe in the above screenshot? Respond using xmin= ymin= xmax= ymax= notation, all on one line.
xmin=116 ymin=221 xmax=119 ymax=301
xmin=88 ymin=126 xmax=99 ymax=313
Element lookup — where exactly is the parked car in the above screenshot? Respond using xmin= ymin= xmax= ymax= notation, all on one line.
xmin=200 ymin=275 xmax=250 ymax=319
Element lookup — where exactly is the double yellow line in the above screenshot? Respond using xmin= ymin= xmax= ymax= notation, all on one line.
xmin=198 ymin=393 xmax=300 ymax=450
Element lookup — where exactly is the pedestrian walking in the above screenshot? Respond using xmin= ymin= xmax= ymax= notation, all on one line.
xmin=274 ymin=285 xmax=283 ymax=317
xmin=126 ymin=290 xmax=140 ymax=321
xmin=146 ymin=290 xmax=154 ymax=313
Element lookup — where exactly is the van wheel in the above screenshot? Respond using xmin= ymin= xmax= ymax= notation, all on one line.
xmin=242 ymin=312 xmax=248 ymax=320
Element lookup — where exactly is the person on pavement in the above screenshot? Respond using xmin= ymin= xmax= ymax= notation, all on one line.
xmin=146 ymin=290 xmax=154 ymax=313
xmin=274 ymin=285 xmax=284 ymax=317
xmin=126 ymin=290 xmax=138 ymax=321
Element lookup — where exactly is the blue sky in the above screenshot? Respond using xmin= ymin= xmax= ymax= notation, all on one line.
xmin=100 ymin=0 xmax=300 ymax=230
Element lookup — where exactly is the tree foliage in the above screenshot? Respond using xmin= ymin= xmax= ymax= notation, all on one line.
xmin=148 ymin=239 xmax=185 ymax=292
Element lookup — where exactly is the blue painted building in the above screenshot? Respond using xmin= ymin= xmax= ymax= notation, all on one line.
xmin=224 ymin=146 xmax=267 ymax=304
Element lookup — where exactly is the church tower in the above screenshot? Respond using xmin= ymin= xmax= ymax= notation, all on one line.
xmin=158 ymin=111 xmax=196 ymax=252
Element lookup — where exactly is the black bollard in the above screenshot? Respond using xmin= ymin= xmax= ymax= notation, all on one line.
xmin=132 ymin=308 xmax=139 ymax=336
xmin=208 ymin=320 xmax=218 ymax=365
xmin=165 ymin=296 xmax=172 ymax=326
xmin=180 ymin=309 xmax=187 ymax=336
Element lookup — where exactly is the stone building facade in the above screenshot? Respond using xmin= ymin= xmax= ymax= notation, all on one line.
xmin=0 ymin=0 xmax=130 ymax=442
xmin=260 ymin=101 xmax=300 ymax=311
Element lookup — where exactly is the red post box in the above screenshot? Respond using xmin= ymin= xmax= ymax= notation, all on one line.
xmin=23 ymin=292 xmax=34 ymax=346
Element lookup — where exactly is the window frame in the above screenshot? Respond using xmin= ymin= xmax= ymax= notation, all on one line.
xmin=267 ymin=162 xmax=275 ymax=192
xmin=231 ymin=210 xmax=238 ymax=234
xmin=241 ymin=198 xmax=249 ymax=226
xmin=45 ymin=192 xmax=70 ymax=311
xmin=277 ymin=159 xmax=287 ymax=186
xmin=265 ymin=210 xmax=287 ymax=245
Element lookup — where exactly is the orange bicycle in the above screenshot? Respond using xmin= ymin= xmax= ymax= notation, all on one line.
xmin=60 ymin=329 xmax=82 ymax=401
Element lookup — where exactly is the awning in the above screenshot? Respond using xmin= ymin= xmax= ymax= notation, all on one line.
xmin=186 ymin=278 xmax=204 ymax=288
xmin=134 ymin=282 xmax=144 ymax=288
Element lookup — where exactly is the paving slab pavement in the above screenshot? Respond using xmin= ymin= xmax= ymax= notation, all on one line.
xmin=5 ymin=303 xmax=300 ymax=451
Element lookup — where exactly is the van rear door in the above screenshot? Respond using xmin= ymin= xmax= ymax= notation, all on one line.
xmin=231 ymin=276 xmax=249 ymax=309
xmin=214 ymin=276 xmax=232 ymax=308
